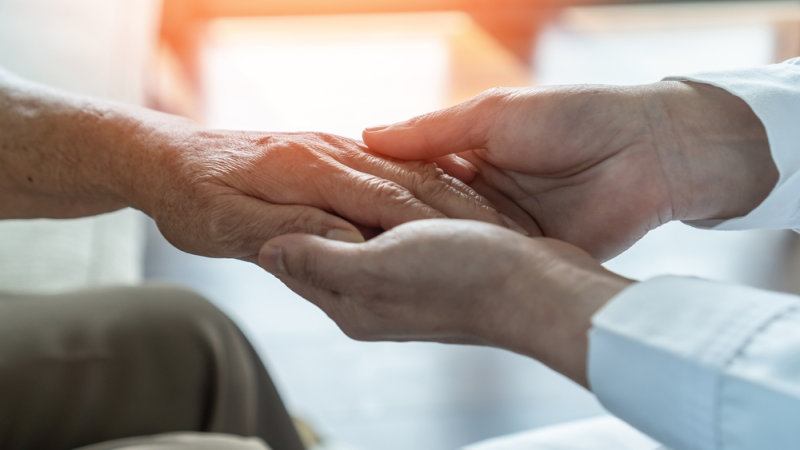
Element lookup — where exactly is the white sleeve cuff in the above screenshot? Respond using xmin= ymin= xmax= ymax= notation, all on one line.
xmin=664 ymin=58 xmax=800 ymax=231
xmin=588 ymin=276 xmax=796 ymax=450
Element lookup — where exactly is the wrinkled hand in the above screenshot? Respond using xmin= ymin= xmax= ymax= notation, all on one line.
xmin=259 ymin=219 xmax=632 ymax=386
xmin=0 ymin=67 xmax=511 ymax=260
xmin=127 ymin=123 xmax=510 ymax=262
xmin=364 ymin=82 xmax=776 ymax=261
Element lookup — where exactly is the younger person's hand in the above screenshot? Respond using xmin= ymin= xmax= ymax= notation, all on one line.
xmin=364 ymin=82 xmax=777 ymax=261
xmin=259 ymin=219 xmax=632 ymax=386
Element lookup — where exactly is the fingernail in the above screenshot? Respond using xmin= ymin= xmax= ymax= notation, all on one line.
xmin=326 ymin=228 xmax=366 ymax=243
xmin=259 ymin=244 xmax=286 ymax=275
xmin=364 ymin=125 xmax=389 ymax=133
xmin=501 ymin=214 xmax=530 ymax=236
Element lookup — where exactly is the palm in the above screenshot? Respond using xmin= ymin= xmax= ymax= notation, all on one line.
xmin=465 ymin=89 xmax=673 ymax=261
xmin=367 ymin=86 xmax=676 ymax=261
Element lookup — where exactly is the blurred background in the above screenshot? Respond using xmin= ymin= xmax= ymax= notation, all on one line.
xmin=2 ymin=0 xmax=800 ymax=449
xmin=144 ymin=1 xmax=800 ymax=449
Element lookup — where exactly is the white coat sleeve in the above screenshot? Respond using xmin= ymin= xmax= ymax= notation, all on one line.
xmin=664 ymin=57 xmax=800 ymax=232
xmin=588 ymin=60 xmax=800 ymax=450
xmin=589 ymin=276 xmax=800 ymax=450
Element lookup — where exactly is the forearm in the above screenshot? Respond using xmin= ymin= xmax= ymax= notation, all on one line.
xmin=527 ymin=266 xmax=632 ymax=387
xmin=0 ymin=67 xmax=191 ymax=219
xmin=477 ymin=240 xmax=634 ymax=388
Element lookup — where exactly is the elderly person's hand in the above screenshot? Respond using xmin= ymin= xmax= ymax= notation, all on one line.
xmin=259 ymin=219 xmax=633 ymax=386
xmin=121 ymin=124 xmax=511 ymax=262
xmin=0 ymin=69 xmax=510 ymax=262
xmin=363 ymin=82 xmax=777 ymax=261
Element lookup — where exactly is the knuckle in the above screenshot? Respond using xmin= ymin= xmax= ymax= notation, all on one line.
xmin=368 ymin=178 xmax=415 ymax=206
xmin=348 ymin=150 xmax=389 ymax=170
xmin=411 ymin=165 xmax=453 ymax=199
xmin=420 ymin=178 xmax=452 ymax=202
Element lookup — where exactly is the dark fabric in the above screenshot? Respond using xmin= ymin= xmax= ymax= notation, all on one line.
xmin=0 ymin=285 xmax=305 ymax=450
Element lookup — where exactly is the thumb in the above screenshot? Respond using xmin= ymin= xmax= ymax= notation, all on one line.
xmin=259 ymin=233 xmax=362 ymax=294
xmin=363 ymin=91 xmax=502 ymax=161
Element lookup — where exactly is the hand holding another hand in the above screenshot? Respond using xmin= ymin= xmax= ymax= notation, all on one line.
xmin=259 ymin=220 xmax=632 ymax=386
xmin=0 ymin=69 xmax=513 ymax=263
xmin=364 ymin=81 xmax=777 ymax=261
xmin=256 ymin=80 xmax=779 ymax=388
xmin=121 ymin=122 xmax=512 ymax=262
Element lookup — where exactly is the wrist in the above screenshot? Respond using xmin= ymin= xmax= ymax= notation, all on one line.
xmin=485 ymin=239 xmax=633 ymax=387
xmin=535 ymin=263 xmax=633 ymax=387
xmin=103 ymin=107 xmax=202 ymax=218
xmin=644 ymin=81 xmax=777 ymax=222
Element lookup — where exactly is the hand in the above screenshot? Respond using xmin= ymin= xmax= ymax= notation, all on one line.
xmin=363 ymin=82 xmax=778 ymax=261
xmin=0 ymin=66 xmax=510 ymax=262
xmin=259 ymin=219 xmax=632 ymax=386
xmin=123 ymin=123 xmax=511 ymax=261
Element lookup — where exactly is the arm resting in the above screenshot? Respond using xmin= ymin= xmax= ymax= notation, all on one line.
xmin=0 ymin=66 xmax=195 ymax=219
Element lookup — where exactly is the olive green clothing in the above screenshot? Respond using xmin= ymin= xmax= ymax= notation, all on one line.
xmin=0 ymin=285 xmax=303 ymax=450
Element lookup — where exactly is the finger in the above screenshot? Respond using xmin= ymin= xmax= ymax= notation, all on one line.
xmin=259 ymin=233 xmax=363 ymax=295
xmin=468 ymin=177 xmax=542 ymax=237
xmin=363 ymin=90 xmax=505 ymax=160
xmin=429 ymin=155 xmax=480 ymax=184
xmin=323 ymin=169 xmax=448 ymax=230
xmin=315 ymin=135 xmax=489 ymax=223
xmin=203 ymin=196 xmax=365 ymax=259
xmin=329 ymin=149 xmax=509 ymax=229
xmin=387 ymin=161 xmax=508 ymax=228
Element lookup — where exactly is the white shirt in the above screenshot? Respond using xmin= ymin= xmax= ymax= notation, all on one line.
xmin=589 ymin=57 xmax=800 ymax=450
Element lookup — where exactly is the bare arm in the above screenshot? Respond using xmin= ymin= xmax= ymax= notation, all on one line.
xmin=0 ymin=67 xmax=167 ymax=218
xmin=0 ymin=68 xmax=511 ymax=261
